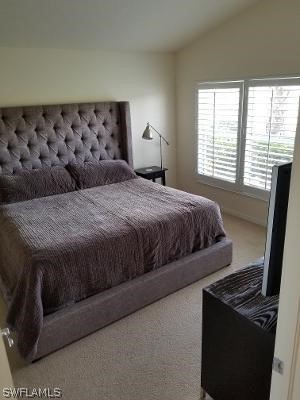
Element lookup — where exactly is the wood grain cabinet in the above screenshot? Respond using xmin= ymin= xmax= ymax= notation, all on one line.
xmin=201 ymin=262 xmax=278 ymax=400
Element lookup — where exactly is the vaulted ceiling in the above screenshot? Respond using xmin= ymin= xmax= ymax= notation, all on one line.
xmin=0 ymin=0 xmax=260 ymax=51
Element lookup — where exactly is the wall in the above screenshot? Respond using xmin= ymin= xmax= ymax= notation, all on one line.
xmin=0 ymin=47 xmax=176 ymax=186
xmin=0 ymin=337 xmax=14 ymax=395
xmin=176 ymin=0 xmax=300 ymax=225
xmin=291 ymin=336 xmax=300 ymax=400
xmin=269 ymin=111 xmax=300 ymax=400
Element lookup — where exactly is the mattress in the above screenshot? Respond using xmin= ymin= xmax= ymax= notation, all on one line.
xmin=0 ymin=177 xmax=225 ymax=359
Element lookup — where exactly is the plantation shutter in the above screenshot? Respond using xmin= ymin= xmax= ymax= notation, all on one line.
xmin=244 ymin=84 xmax=300 ymax=190
xmin=197 ymin=83 xmax=241 ymax=183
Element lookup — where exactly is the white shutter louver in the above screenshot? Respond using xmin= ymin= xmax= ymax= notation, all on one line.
xmin=197 ymin=85 xmax=241 ymax=183
xmin=196 ymin=78 xmax=299 ymax=198
xmin=244 ymin=85 xmax=300 ymax=190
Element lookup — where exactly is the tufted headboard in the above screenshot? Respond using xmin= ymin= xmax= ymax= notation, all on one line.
xmin=0 ymin=101 xmax=133 ymax=175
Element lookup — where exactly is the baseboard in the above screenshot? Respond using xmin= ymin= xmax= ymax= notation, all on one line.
xmin=222 ymin=207 xmax=267 ymax=227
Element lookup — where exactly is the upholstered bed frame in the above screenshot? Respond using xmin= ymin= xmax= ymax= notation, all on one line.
xmin=0 ymin=101 xmax=133 ymax=174
xmin=0 ymin=101 xmax=232 ymax=360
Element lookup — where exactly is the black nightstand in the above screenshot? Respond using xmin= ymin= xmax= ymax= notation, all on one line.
xmin=201 ymin=261 xmax=278 ymax=400
xmin=135 ymin=166 xmax=168 ymax=186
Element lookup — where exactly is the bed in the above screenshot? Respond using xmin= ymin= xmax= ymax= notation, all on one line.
xmin=0 ymin=101 xmax=232 ymax=361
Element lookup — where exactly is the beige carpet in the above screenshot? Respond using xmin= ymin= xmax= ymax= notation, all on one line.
xmin=5 ymin=214 xmax=265 ymax=400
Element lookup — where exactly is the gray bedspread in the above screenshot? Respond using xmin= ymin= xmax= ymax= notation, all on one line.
xmin=0 ymin=178 xmax=225 ymax=360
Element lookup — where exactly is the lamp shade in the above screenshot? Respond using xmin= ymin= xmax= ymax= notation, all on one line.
xmin=142 ymin=123 xmax=153 ymax=140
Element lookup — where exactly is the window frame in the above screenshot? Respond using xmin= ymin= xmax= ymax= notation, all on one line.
xmin=195 ymin=76 xmax=300 ymax=201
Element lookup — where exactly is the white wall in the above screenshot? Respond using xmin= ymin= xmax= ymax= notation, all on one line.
xmin=292 ymin=337 xmax=300 ymax=400
xmin=0 ymin=337 xmax=13 ymax=395
xmin=269 ymin=117 xmax=300 ymax=400
xmin=0 ymin=47 xmax=176 ymax=186
xmin=176 ymin=0 xmax=300 ymax=225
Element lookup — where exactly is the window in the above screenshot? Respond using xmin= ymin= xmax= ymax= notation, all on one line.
xmin=197 ymin=78 xmax=300 ymax=199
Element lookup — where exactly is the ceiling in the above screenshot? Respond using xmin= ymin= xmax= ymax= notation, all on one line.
xmin=0 ymin=0 xmax=260 ymax=52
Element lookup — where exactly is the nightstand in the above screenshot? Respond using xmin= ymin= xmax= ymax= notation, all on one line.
xmin=135 ymin=166 xmax=168 ymax=186
xmin=201 ymin=261 xmax=278 ymax=400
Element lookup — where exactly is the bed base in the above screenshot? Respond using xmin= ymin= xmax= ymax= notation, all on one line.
xmin=34 ymin=238 xmax=232 ymax=360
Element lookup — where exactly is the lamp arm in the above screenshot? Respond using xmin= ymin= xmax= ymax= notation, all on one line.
xmin=148 ymin=123 xmax=170 ymax=145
